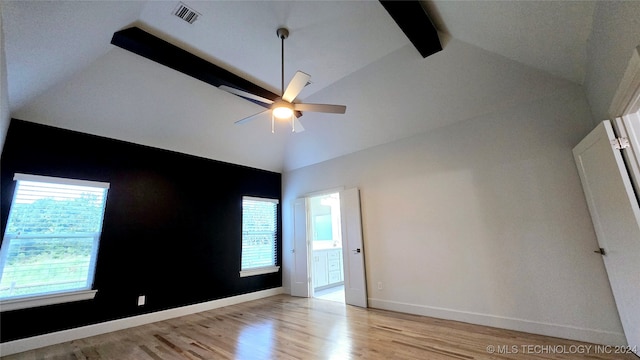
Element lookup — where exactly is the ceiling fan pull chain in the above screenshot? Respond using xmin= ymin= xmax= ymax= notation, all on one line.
xmin=271 ymin=113 xmax=275 ymax=134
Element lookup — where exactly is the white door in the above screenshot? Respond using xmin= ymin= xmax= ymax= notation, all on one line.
xmin=291 ymin=198 xmax=310 ymax=297
xmin=340 ymin=188 xmax=368 ymax=308
xmin=573 ymin=120 xmax=640 ymax=352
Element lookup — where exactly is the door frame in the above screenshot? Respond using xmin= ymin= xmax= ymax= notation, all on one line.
xmin=292 ymin=188 xmax=344 ymax=299
xmin=291 ymin=186 xmax=369 ymax=307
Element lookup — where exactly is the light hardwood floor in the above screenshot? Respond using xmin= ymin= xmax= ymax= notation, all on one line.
xmin=2 ymin=295 xmax=636 ymax=360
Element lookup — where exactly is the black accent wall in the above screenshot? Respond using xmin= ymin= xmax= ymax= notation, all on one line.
xmin=0 ymin=119 xmax=282 ymax=342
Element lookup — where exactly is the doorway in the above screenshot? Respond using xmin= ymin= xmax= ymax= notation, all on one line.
xmin=308 ymin=192 xmax=345 ymax=303
xmin=291 ymin=187 xmax=367 ymax=308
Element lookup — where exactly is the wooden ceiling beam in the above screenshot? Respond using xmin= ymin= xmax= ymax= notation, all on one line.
xmin=111 ymin=27 xmax=279 ymax=110
xmin=379 ymin=1 xmax=442 ymax=58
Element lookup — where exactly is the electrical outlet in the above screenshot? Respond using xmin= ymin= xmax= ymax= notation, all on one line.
xmin=377 ymin=282 xmax=383 ymax=290
xmin=138 ymin=295 xmax=146 ymax=306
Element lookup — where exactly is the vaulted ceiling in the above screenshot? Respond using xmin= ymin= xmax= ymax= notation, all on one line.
xmin=1 ymin=1 xmax=598 ymax=172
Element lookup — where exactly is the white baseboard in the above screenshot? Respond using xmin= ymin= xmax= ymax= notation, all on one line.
xmin=368 ymin=297 xmax=627 ymax=346
xmin=0 ymin=287 xmax=284 ymax=356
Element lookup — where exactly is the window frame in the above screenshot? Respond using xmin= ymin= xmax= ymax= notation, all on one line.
xmin=239 ymin=196 xmax=280 ymax=278
xmin=0 ymin=173 xmax=109 ymax=311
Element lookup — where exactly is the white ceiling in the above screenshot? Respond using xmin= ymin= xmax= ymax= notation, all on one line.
xmin=1 ymin=1 xmax=598 ymax=172
xmin=423 ymin=0 xmax=596 ymax=84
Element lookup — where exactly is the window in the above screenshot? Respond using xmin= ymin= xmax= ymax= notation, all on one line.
xmin=240 ymin=196 xmax=279 ymax=277
xmin=0 ymin=174 xmax=109 ymax=311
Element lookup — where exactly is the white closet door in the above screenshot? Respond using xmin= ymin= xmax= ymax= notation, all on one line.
xmin=340 ymin=188 xmax=368 ymax=308
xmin=573 ymin=120 xmax=640 ymax=352
xmin=291 ymin=198 xmax=310 ymax=297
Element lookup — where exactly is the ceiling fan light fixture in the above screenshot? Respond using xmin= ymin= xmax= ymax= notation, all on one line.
xmin=273 ymin=106 xmax=294 ymax=120
xmin=270 ymin=100 xmax=295 ymax=133
xmin=271 ymin=101 xmax=294 ymax=120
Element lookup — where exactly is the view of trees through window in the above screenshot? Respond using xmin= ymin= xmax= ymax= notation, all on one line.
xmin=0 ymin=179 xmax=108 ymax=300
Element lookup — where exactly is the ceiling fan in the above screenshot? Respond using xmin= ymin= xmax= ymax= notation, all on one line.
xmin=220 ymin=27 xmax=346 ymax=133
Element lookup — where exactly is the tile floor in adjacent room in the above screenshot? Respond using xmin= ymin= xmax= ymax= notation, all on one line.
xmin=314 ymin=284 xmax=344 ymax=303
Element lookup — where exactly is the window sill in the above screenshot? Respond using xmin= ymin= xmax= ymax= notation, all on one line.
xmin=240 ymin=266 xmax=280 ymax=278
xmin=0 ymin=290 xmax=98 ymax=312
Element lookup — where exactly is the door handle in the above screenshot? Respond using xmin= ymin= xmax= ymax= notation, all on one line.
xmin=594 ymin=248 xmax=606 ymax=255
xmin=352 ymin=248 xmax=361 ymax=254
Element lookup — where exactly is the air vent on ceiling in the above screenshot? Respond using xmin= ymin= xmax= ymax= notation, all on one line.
xmin=173 ymin=2 xmax=200 ymax=24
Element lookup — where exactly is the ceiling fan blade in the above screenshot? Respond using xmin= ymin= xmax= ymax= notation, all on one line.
xmin=234 ymin=109 xmax=270 ymax=125
xmin=293 ymin=118 xmax=305 ymax=133
xmin=294 ymin=103 xmax=346 ymax=114
xmin=282 ymin=71 xmax=311 ymax=103
xmin=219 ymin=85 xmax=274 ymax=105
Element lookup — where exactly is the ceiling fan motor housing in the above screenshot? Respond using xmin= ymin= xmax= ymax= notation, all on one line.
xmin=277 ymin=27 xmax=289 ymax=40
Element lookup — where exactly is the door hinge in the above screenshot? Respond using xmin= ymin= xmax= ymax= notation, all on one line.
xmin=611 ymin=137 xmax=630 ymax=150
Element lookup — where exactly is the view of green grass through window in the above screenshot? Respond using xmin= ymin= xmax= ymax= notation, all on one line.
xmin=0 ymin=175 xmax=109 ymax=300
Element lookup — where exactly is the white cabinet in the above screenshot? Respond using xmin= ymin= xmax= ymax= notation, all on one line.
xmin=312 ymin=252 xmax=328 ymax=288
xmin=327 ymin=249 xmax=342 ymax=284
xmin=312 ymin=248 xmax=343 ymax=290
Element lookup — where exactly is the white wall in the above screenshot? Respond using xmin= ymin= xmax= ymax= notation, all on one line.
xmin=0 ymin=4 xmax=10 ymax=155
xmin=585 ymin=1 xmax=640 ymax=123
xmin=282 ymin=83 xmax=626 ymax=345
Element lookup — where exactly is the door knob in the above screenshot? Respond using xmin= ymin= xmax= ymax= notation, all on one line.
xmin=594 ymin=248 xmax=606 ymax=255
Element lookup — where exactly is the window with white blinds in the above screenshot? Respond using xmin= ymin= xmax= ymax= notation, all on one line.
xmin=240 ymin=196 xmax=280 ymax=277
xmin=0 ymin=174 xmax=109 ymax=304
